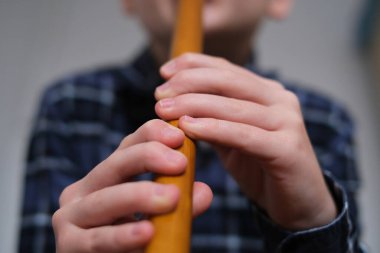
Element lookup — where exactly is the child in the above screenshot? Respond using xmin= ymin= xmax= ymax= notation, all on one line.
xmin=19 ymin=0 xmax=364 ymax=252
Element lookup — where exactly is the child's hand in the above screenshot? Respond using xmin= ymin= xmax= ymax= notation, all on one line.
xmin=52 ymin=119 xmax=213 ymax=253
xmin=155 ymin=53 xmax=337 ymax=230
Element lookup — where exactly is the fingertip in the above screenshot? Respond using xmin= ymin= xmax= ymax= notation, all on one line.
xmin=144 ymin=119 xmax=185 ymax=148
xmin=155 ymin=83 xmax=174 ymax=100
xmin=152 ymin=184 xmax=180 ymax=206
xmin=178 ymin=116 xmax=203 ymax=139
xmin=166 ymin=184 xmax=181 ymax=204
xmin=160 ymin=124 xmax=185 ymax=147
xmin=116 ymin=221 xmax=154 ymax=250
xmin=155 ymin=98 xmax=178 ymax=122
xmin=180 ymin=115 xmax=199 ymax=125
xmin=192 ymin=181 xmax=213 ymax=217
xmin=163 ymin=148 xmax=187 ymax=172
xmin=160 ymin=59 xmax=177 ymax=78
xmin=130 ymin=220 xmax=154 ymax=239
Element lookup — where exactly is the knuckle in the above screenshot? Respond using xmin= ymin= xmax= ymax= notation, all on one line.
xmin=144 ymin=141 xmax=165 ymax=159
xmin=264 ymin=79 xmax=284 ymax=91
xmin=271 ymin=80 xmax=285 ymax=90
xmin=173 ymin=70 xmax=191 ymax=84
xmin=59 ymin=184 xmax=76 ymax=206
xmin=119 ymin=135 xmax=130 ymax=147
xmin=277 ymin=108 xmax=304 ymax=130
xmin=144 ymin=119 xmax=163 ymax=131
xmin=284 ymin=91 xmax=301 ymax=107
xmin=52 ymin=209 xmax=64 ymax=229
xmin=142 ymin=119 xmax=166 ymax=139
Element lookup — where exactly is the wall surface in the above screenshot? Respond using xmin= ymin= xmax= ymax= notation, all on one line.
xmin=0 ymin=0 xmax=379 ymax=252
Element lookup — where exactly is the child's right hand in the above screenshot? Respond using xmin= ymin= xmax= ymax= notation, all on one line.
xmin=52 ymin=119 xmax=213 ymax=253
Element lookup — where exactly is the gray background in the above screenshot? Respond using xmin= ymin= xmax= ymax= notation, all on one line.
xmin=1 ymin=0 xmax=379 ymax=252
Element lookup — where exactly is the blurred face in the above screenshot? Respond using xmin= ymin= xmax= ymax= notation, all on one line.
xmin=122 ymin=0 xmax=293 ymax=42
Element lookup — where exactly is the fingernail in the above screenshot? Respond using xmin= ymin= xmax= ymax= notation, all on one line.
xmin=161 ymin=60 xmax=177 ymax=74
xmin=155 ymin=82 xmax=172 ymax=99
xmin=182 ymin=115 xmax=199 ymax=124
xmin=181 ymin=116 xmax=203 ymax=133
xmin=154 ymin=185 xmax=167 ymax=196
xmin=159 ymin=98 xmax=175 ymax=108
xmin=153 ymin=185 xmax=172 ymax=205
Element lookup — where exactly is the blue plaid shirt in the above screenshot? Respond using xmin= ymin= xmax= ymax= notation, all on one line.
xmin=19 ymin=49 xmax=365 ymax=253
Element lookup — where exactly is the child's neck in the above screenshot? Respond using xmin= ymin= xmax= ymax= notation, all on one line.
xmin=204 ymin=34 xmax=253 ymax=66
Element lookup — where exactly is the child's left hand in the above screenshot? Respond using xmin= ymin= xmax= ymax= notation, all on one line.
xmin=155 ymin=53 xmax=337 ymax=231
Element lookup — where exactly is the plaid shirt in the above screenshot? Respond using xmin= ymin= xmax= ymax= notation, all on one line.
xmin=19 ymin=49 xmax=365 ymax=253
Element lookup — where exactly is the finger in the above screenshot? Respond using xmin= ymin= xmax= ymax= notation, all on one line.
xmin=64 ymin=182 xmax=179 ymax=228
xmin=86 ymin=221 xmax=153 ymax=252
xmin=155 ymin=93 xmax=281 ymax=131
xmin=160 ymin=53 xmax=266 ymax=83
xmin=118 ymin=119 xmax=185 ymax=150
xmin=61 ymin=142 xmax=187 ymax=204
xmin=160 ymin=53 xmax=253 ymax=78
xmin=62 ymin=181 xmax=212 ymax=228
xmin=192 ymin=181 xmax=213 ymax=217
xmin=178 ymin=116 xmax=279 ymax=160
xmin=155 ymin=67 xmax=283 ymax=105
xmin=65 ymin=221 xmax=154 ymax=253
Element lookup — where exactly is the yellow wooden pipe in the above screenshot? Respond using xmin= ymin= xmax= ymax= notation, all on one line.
xmin=145 ymin=1 xmax=203 ymax=253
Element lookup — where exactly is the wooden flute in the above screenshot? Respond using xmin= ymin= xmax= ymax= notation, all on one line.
xmin=145 ymin=0 xmax=203 ymax=252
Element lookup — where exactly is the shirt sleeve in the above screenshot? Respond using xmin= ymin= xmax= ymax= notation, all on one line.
xmin=251 ymin=93 xmax=366 ymax=253
xmin=252 ymin=173 xmax=365 ymax=253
